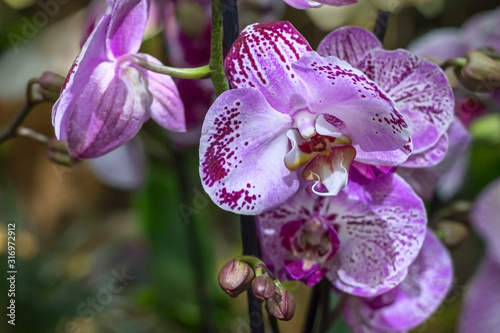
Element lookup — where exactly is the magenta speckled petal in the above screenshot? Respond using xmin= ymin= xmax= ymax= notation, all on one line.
xmin=106 ymin=0 xmax=149 ymax=58
xmin=356 ymin=48 xmax=454 ymax=154
xmin=471 ymin=177 xmax=500 ymax=264
xmin=293 ymin=52 xmax=412 ymax=165
xmin=224 ymin=21 xmax=312 ymax=114
xmin=458 ymin=257 xmax=500 ymax=333
xmin=65 ymin=61 xmax=150 ymax=158
xmin=401 ymin=133 xmax=448 ymax=168
xmin=317 ymin=26 xmax=382 ymax=68
xmin=199 ymin=88 xmax=298 ymax=214
xmin=257 ymin=173 xmax=426 ymax=296
xmin=326 ymin=173 xmax=427 ymax=297
xmin=344 ymin=230 xmax=452 ymax=332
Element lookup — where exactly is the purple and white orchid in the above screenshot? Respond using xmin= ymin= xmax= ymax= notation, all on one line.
xmin=343 ymin=230 xmax=453 ymax=333
xmin=200 ymin=22 xmax=415 ymax=214
xmin=257 ymin=172 xmax=427 ymax=296
xmin=53 ymin=0 xmax=185 ymax=159
xmin=318 ymin=27 xmax=454 ymax=170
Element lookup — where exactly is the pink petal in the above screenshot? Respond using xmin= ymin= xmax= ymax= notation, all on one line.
xmin=326 ymin=173 xmax=427 ymax=296
xmin=401 ymin=133 xmax=448 ymax=168
xmin=65 ymin=61 xmax=150 ymax=158
xmin=408 ymin=28 xmax=469 ymax=60
xmin=471 ymin=177 xmax=500 ymax=264
xmin=199 ymin=88 xmax=298 ymax=214
xmin=458 ymin=257 xmax=500 ymax=333
xmin=293 ymin=52 xmax=412 ymax=165
xmin=356 ymin=48 xmax=454 ymax=154
xmin=344 ymin=230 xmax=453 ymax=332
xmin=317 ymin=26 xmax=382 ymax=68
xmin=138 ymin=54 xmax=186 ymax=132
xmin=106 ymin=0 xmax=150 ymax=58
xmin=224 ymin=21 xmax=312 ymax=114
xmin=281 ymin=0 xmax=321 ymax=9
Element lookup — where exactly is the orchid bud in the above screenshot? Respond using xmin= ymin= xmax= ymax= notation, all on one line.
xmin=47 ymin=139 xmax=78 ymax=167
xmin=218 ymin=259 xmax=255 ymax=298
xmin=38 ymin=71 xmax=64 ymax=102
xmin=454 ymin=50 xmax=500 ymax=93
xmin=252 ymin=275 xmax=276 ymax=302
xmin=266 ymin=289 xmax=296 ymax=321
xmin=436 ymin=220 xmax=469 ymax=249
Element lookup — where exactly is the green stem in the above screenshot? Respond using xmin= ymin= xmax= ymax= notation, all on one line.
xmin=131 ymin=56 xmax=212 ymax=79
xmin=209 ymin=0 xmax=228 ymax=96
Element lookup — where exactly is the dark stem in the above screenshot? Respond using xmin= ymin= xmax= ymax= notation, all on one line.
xmin=241 ymin=215 xmax=265 ymax=333
xmin=0 ymin=79 xmax=42 ymax=145
xmin=324 ymin=293 xmax=348 ymax=330
xmin=220 ymin=1 xmax=264 ymax=332
xmin=317 ymin=279 xmax=331 ymax=333
xmin=374 ymin=10 xmax=391 ymax=43
xmin=303 ymin=283 xmax=321 ymax=333
xmin=269 ymin=314 xmax=280 ymax=333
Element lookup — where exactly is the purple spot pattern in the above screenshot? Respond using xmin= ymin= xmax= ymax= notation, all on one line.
xmin=358 ymin=49 xmax=454 ymax=151
xmin=224 ymin=21 xmax=312 ymax=113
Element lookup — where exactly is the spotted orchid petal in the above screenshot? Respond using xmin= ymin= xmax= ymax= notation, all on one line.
xmin=401 ymin=133 xmax=448 ymax=168
xmin=257 ymin=173 xmax=426 ymax=296
xmin=343 ymin=230 xmax=453 ymax=333
xmin=355 ymin=48 xmax=454 ymax=155
xmin=458 ymin=257 xmax=500 ymax=333
xmin=398 ymin=118 xmax=471 ymax=200
xmin=317 ymin=26 xmax=382 ymax=68
xmin=199 ymin=88 xmax=298 ymax=214
xmin=293 ymin=52 xmax=412 ymax=165
xmin=471 ymin=177 xmax=500 ymax=264
xmin=224 ymin=21 xmax=312 ymax=114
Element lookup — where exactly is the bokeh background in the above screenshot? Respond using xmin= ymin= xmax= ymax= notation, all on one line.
xmin=1 ymin=0 xmax=500 ymax=332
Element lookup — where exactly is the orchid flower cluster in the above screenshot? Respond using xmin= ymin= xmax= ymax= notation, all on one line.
xmin=4 ymin=0 xmax=500 ymax=331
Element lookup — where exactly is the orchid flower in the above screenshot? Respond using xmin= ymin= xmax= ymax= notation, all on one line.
xmin=458 ymin=177 xmax=500 ymax=333
xmin=200 ymin=22 xmax=414 ymax=214
xmin=53 ymin=0 xmax=185 ymax=159
xmin=318 ymin=27 xmax=454 ymax=170
xmin=343 ymin=230 xmax=453 ymax=333
xmin=257 ymin=172 xmax=426 ymax=296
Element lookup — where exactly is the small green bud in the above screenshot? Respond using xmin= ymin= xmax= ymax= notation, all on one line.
xmin=252 ymin=275 xmax=276 ymax=302
xmin=266 ymin=289 xmax=296 ymax=321
xmin=218 ymin=259 xmax=255 ymax=298
xmin=436 ymin=220 xmax=469 ymax=249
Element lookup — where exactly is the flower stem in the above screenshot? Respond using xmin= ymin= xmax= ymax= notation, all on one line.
xmin=0 ymin=79 xmax=42 ymax=145
xmin=303 ymin=283 xmax=321 ymax=333
xmin=374 ymin=10 xmax=391 ymax=43
xmin=132 ymin=56 xmax=212 ymax=79
xmin=209 ymin=0 xmax=228 ymax=96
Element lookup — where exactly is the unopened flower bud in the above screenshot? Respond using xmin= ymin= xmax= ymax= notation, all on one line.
xmin=454 ymin=50 xmax=500 ymax=93
xmin=436 ymin=220 xmax=469 ymax=249
xmin=266 ymin=289 xmax=296 ymax=321
xmin=218 ymin=259 xmax=255 ymax=298
xmin=252 ymin=275 xmax=276 ymax=302
xmin=39 ymin=71 xmax=65 ymax=102
xmin=47 ymin=138 xmax=79 ymax=166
